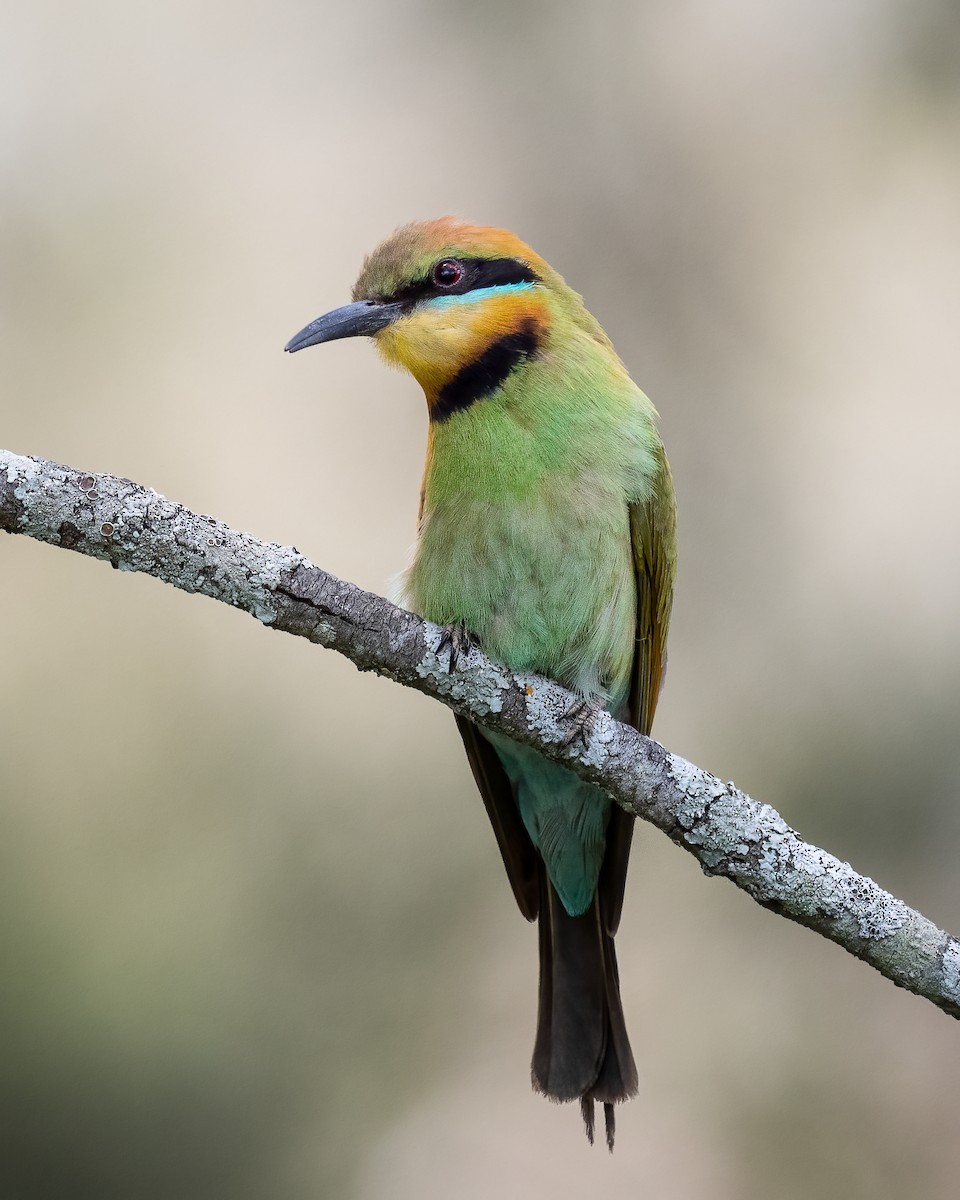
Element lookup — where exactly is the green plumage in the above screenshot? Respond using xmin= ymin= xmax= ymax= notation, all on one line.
xmin=286 ymin=217 xmax=677 ymax=1147
xmin=405 ymin=319 xmax=666 ymax=914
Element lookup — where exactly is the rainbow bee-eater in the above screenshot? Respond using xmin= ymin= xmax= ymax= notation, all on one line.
xmin=285 ymin=218 xmax=676 ymax=1148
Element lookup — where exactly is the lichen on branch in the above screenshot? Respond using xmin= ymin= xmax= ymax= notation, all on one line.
xmin=3 ymin=447 xmax=959 ymax=1019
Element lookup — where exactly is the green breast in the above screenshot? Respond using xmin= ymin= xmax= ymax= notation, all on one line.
xmin=404 ymin=331 xmax=667 ymax=914
xmin=404 ymin=334 xmax=661 ymax=707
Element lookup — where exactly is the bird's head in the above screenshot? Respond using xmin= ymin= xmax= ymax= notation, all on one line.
xmin=285 ymin=218 xmax=609 ymax=419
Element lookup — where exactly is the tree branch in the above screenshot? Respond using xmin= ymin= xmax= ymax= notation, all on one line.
xmin=3 ymin=447 xmax=959 ymax=1018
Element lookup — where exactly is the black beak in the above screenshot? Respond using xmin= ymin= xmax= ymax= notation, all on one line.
xmin=284 ymin=299 xmax=405 ymax=353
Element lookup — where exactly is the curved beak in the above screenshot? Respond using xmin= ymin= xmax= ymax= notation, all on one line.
xmin=284 ymin=299 xmax=405 ymax=353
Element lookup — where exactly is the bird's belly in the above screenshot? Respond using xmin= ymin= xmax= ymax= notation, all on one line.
xmin=406 ymin=492 xmax=636 ymax=706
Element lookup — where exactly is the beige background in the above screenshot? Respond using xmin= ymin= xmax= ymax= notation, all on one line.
xmin=3 ymin=1 xmax=960 ymax=1196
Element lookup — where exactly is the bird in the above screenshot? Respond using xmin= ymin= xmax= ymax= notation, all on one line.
xmin=285 ymin=218 xmax=676 ymax=1149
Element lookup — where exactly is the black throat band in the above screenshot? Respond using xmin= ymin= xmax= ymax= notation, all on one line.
xmin=432 ymin=320 xmax=542 ymax=422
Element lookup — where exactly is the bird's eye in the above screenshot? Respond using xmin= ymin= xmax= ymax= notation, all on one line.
xmin=433 ymin=259 xmax=463 ymax=288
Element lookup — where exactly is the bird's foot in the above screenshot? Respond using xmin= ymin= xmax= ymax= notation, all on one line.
xmin=560 ymin=698 xmax=601 ymax=749
xmin=437 ymin=621 xmax=477 ymax=674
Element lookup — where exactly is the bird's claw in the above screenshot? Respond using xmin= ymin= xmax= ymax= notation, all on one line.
xmin=560 ymin=698 xmax=601 ymax=749
xmin=437 ymin=622 xmax=477 ymax=674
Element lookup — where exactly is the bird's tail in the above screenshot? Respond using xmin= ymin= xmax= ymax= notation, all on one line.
xmin=531 ymin=870 xmax=638 ymax=1150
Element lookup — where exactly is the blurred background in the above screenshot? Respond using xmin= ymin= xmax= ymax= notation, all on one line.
xmin=3 ymin=0 xmax=960 ymax=1195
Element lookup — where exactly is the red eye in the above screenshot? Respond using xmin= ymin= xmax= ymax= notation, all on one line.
xmin=433 ymin=259 xmax=463 ymax=287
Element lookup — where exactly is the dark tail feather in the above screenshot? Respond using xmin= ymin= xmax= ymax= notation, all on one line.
xmin=531 ymin=870 xmax=638 ymax=1150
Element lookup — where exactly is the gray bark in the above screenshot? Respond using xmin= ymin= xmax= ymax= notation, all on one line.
xmin=3 ymin=447 xmax=959 ymax=1019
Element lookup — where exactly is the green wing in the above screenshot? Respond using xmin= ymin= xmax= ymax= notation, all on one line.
xmin=599 ymin=446 xmax=677 ymax=935
xmin=628 ymin=446 xmax=677 ymax=740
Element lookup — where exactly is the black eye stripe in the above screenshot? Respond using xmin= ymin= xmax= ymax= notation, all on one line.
xmin=384 ymin=257 xmax=539 ymax=305
xmin=462 ymin=257 xmax=539 ymax=291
